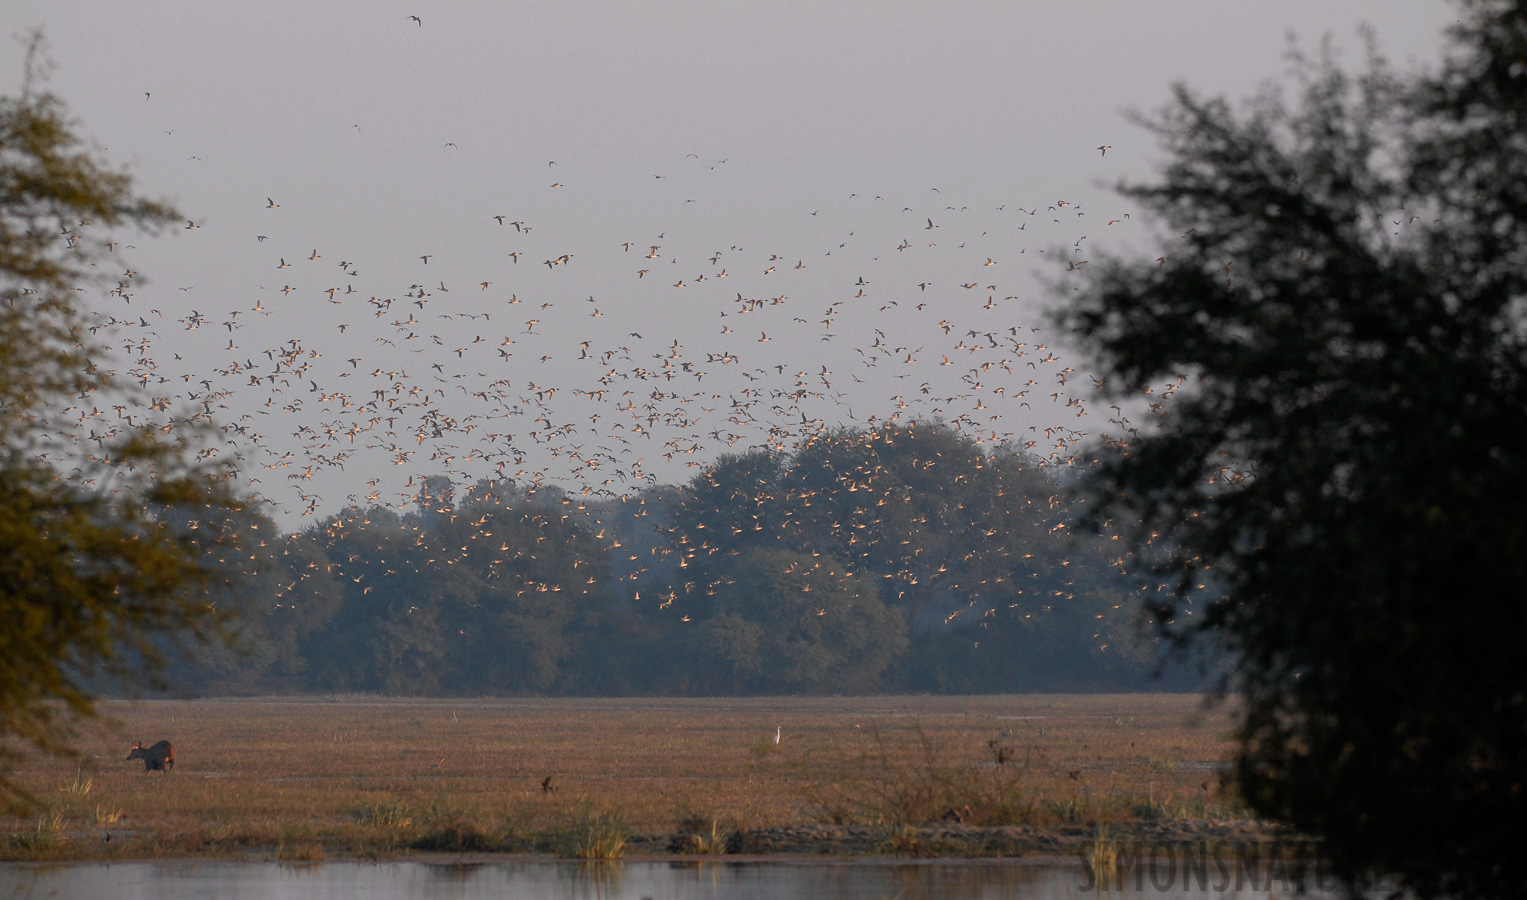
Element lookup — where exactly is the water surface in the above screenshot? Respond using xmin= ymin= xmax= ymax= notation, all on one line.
xmin=0 ymin=859 xmax=1372 ymax=900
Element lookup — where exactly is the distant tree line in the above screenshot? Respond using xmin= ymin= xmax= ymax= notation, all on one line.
xmin=167 ymin=423 xmax=1203 ymax=696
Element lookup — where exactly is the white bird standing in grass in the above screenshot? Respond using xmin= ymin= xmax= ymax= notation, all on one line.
xmin=774 ymin=726 xmax=781 ymax=745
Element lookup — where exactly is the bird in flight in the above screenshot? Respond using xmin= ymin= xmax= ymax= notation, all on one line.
xmin=1097 ymin=145 xmax=1111 ymax=156
xmin=409 ymin=15 xmax=422 ymax=25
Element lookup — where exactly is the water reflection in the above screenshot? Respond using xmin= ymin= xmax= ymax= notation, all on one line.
xmin=0 ymin=859 xmax=1386 ymax=899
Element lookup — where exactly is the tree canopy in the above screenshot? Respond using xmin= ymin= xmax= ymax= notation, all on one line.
xmin=159 ymin=420 xmax=1182 ymax=698
xmin=1053 ymin=3 xmax=1527 ymax=897
xmin=0 ymin=38 xmax=250 ymax=806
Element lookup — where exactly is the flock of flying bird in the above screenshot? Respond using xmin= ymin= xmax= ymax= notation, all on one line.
xmin=56 ymin=83 xmax=1175 ymax=533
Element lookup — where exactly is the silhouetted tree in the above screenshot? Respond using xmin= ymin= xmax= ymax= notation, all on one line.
xmin=1053 ymin=5 xmax=1527 ymax=896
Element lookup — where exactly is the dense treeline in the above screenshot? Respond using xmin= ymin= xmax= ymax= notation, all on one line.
xmin=169 ymin=423 xmax=1202 ymax=695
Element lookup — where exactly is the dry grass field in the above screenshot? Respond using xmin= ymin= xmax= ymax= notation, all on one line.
xmin=1 ymin=694 xmax=1256 ymax=860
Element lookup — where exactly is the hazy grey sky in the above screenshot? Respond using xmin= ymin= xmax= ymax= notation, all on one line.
xmin=4 ymin=2 xmax=1457 ymax=530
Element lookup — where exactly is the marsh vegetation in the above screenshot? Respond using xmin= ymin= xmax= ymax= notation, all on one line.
xmin=1 ymin=694 xmax=1258 ymax=861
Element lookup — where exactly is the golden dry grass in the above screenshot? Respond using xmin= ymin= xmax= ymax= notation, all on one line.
xmin=1 ymin=694 xmax=1246 ymax=860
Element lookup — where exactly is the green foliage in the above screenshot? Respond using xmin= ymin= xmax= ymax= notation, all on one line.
xmin=0 ymin=35 xmax=248 ymax=808
xmin=1053 ymin=4 xmax=1527 ymax=897
xmin=675 ymin=425 xmax=1064 ymax=629
xmin=662 ymin=422 xmax=1163 ymax=692
xmin=701 ymin=547 xmax=906 ymax=693
xmin=205 ymin=425 xmax=1177 ymax=696
xmin=258 ymin=481 xmax=622 ymax=695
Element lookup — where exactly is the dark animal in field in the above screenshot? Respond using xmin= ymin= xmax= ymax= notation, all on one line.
xmin=126 ymin=740 xmax=175 ymax=772
xmin=940 ymin=805 xmax=972 ymax=824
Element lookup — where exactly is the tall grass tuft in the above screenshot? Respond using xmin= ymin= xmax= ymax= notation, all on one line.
xmin=9 ymin=808 xmax=67 ymax=852
xmin=875 ymin=823 xmax=925 ymax=857
xmin=1131 ymin=786 xmax=1168 ymax=821
xmin=673 ymin=816 xmax=729 ymax=854
xmin=92 ymin=804 xmax=124 ymax=825
xmin=1042 ymin=796 xmax=1085 ymax=823
xmin=59 ymin=767 xmax=93 ymax=796
xmin=354 ymin=800 xmax=414 ymax=828
xmin=556 ymin=813 xmax=628 ymax=859
xmin=1084 ymin=823 xmax=1119 ymax=876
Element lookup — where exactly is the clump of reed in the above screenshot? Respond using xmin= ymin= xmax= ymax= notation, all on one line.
xmin=59 ymin=767 xmax=93 ymax=796
xmin=1084 ymin=823 xmax=1119 ymax=874
xmin=671 ymin=815 xmax=731 ymax=854
xmin=554 ymin=813 xmax=627 ymax=859
xmin=6 ymin=807 xmax=67 ymax=853
xmin=353 ymin=800 xmax=413 ymax=829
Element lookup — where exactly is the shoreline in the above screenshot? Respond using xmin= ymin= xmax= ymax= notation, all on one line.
xmin=4 ymin=820 xmax=1307 ymax=864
